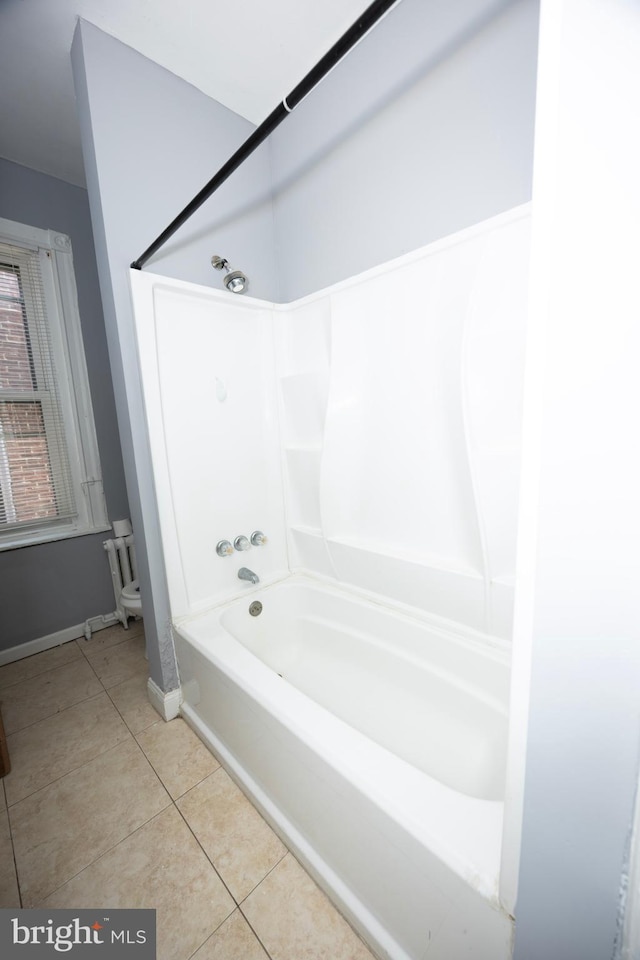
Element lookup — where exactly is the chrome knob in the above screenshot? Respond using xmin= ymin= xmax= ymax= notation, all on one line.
xmin=250 ymin=531 xmax=267 ymax=546
xmin=216 ymin=539 xmax=233 ymax=557
xmin=234 ymin=535 xmax=250 ymax=551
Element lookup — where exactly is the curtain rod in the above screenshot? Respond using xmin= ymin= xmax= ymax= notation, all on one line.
xmin=130 ymin=0 xmax=401 ymax=271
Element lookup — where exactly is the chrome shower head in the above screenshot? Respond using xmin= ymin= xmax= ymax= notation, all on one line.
xmin=211 ymin=255 xmax=248 ymax=294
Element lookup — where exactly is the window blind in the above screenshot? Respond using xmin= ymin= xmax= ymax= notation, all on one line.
xmin=0 ymin=241 xmax=77 ymax=529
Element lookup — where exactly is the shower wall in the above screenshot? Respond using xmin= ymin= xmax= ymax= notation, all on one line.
xmin=277 ymin=205 xmax=530 ymax=639
xmin=132 ymin=205 xmax=529 ymax=639
xmin=132 ymin=279 xmax=288 ymax=620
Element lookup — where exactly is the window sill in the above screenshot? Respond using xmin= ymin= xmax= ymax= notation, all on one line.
xmin=0 ymin=522 xmax=113 ymax=552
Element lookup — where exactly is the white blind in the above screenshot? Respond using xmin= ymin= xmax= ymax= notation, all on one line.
xmin=0 ymin=241 xmax=77 ymax=529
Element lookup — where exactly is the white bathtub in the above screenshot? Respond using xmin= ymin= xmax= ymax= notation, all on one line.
xmin=174 ymin=575 xmax=514 ymax=960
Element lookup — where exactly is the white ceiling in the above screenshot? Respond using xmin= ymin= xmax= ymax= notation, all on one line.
xmin=0 ymin=0 xmax=374 ymax=187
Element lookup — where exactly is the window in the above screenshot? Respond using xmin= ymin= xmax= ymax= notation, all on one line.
xmin=0 ymin=217 xmax=109 ymax=549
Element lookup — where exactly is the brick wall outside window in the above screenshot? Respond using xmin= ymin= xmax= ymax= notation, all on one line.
xmin=0 ymin=269 xmax=57 ymax=525
xmin=0 ymin=402 xmax=56 ymax=523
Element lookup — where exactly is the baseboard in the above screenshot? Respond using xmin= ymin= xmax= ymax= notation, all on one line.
xmin=147 ymin=678 xmax=182 ymax=721
xmin=0 ymin=614 xmax=120 ymax=667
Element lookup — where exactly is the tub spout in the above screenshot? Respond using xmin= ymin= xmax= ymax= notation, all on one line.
xmin=238 ymin=567 xmax=260 ymax=585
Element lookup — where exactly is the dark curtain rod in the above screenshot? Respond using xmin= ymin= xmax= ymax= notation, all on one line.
xmin=131 ymin=0 xmax=400 ymax=270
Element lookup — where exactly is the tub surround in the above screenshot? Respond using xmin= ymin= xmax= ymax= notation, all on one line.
xmin=133 ymin=287 xmax=289 ymax=620
xmin=132 ymin=205 xmax=529 ymax=634
xmin=130 ymin=206 xmax=530 ymax=960
xmin=277 ymin=206 xmax=528 ymax=641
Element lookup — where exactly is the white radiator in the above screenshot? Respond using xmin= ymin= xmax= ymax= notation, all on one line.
xmin=103 ymin=534 xmax=138 ymax=627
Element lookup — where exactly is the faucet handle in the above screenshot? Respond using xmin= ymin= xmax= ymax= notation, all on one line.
xmin=250 ymin=530 xmax=267 ymax=546
xmin=234 ymin=535 xmax=250 ymax=551
xmin=216 ymin=539 xmax=233 ymax=557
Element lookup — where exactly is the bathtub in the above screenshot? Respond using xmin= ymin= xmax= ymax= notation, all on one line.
xmin=174 ymin=575 xmax=514 ymax=960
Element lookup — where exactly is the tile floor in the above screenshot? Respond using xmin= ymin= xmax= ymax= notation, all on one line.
xmin=0 ymin=622 xmax=376 ymax=960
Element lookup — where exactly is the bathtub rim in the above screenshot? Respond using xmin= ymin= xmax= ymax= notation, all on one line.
xmin=174 ymin=569 xmax=512 ymax=659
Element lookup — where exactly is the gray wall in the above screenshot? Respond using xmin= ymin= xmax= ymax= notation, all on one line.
xmin=270 ymin=0 xmax=539 ymax=300
xmin=0 ymin=157 xmax=128 ymax=650
xmin=71 ymin=21 xmax=279 ymax=691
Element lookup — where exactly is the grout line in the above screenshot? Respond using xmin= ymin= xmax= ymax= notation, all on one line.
xmin=0 ymin=625 xmax=145 ymax=697
xmin=0 ymin=644 xmax=137 ymax=739
xmin=18 ymin=721 xmax=175 ymax=908
xmin=238 ymin=850 xmax=290 ymax=909
xmin=2 ymin=779 xmax=23 ymax=908
xmin=26 ymin=803 xmax=174 ymax=909
xmin=182 ymin=907 xmax=271 ymax=960
xmin=132 ymin=720 xmax=222 ymax=805
xmin=1 ymin=652 xmax=101 ymax=703
xmin=238 ymin=895 xmax=279 ymax=960
xmin=79 ymin=644 xmax=150 ymax=696
xmin=103 ymin=682 xmax=157 ymax=738
xmin=4 ymin=693 xmax=133 ymax=808
xmin=173 ymin=801 xmax=237 ymax=904
xmin=173 ymin=793 xmax=285 ymax=960
xmin=0 ymin=646 xmax=84 ymax=693
xmin=124 ymin=737 xmax=174 ymax=809
xmin=6 ymin=730 xmax=139 ymax=811
xmin=77 ymin=629 xmax=146 ymax=664
xmin=235 ymin=910 xmax=273 ymax=960
xmin=3 ymin=681 xmax=116 ymax=742
xmin=81 ymin=651 xmax=106 ymax=686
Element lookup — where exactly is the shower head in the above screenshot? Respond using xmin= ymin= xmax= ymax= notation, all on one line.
xmin=211 ymin=255 xmax=248 ymax=294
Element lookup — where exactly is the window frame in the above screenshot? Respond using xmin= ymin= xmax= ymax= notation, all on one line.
xmin=0 ymin=216 xmax=110 ymax=550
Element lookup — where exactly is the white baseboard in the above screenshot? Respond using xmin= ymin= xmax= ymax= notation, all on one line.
xmin=0 ymin=613 xmax=120 ymax=667
xmin=147 ymin=678 xmax=182 ymax=721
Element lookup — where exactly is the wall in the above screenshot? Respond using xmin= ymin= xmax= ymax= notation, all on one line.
xmin=131 ymin=274 xmax=288 ymax=619
xmin=270 ymin=0 xmax=539 ymax=301
xmin=0 ymin=158 xmax=128 ymax=650
xmin=276 ymin=206 xmax=530 ymax=641
xmin=71 ymin=21 xmax=279 ymax=690
xmin=510 ymin=0 xmax=640 ymax=955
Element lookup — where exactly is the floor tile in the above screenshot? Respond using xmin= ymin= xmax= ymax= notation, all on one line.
xmin=178 ymin=768 xmax=286 ymax=902
xmin=82 ymin=633 xmax=147 ymax=689
xmin=0 ymin=657 xmax=103 ymax=735
xmin=42 ymin=805 xmax=235 ymax=960
xmin=242 ymin=854 xmax=375 ymax=960
xmin=0 ymin=793 xmax=19 ymax=908
xmin=4 ymin=693 xmax=130 ymax=806
xmin=0 ymin=641 xmax=82 ymax=691
xmin=76 ymin=620 xmax=144 ymax=658
xmin=11 ymin=738 xmax=171 ymax=906
xmin=191 ymin=909 xmax=269 ymax=960
xmin=107 ymin=672 xmax=159 ymax=734
xmin=136 ymin=718 xmax=219 ymax=800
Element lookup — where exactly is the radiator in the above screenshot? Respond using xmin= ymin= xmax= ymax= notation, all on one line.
xmin=103 ymin=534 xmax=138 ymax=627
